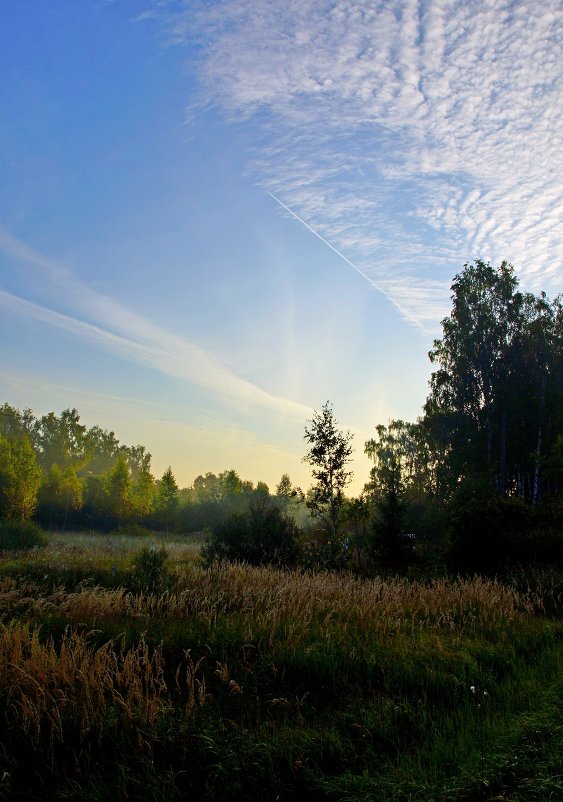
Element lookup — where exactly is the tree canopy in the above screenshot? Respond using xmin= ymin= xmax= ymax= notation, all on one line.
xmin=425 ymin=260 xmax=562 ymax=502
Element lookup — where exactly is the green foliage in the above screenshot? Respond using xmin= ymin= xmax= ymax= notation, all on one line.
xmin=82 ymin=424 xmax=123 ymax=475
xmin=0 ymin=403 xmax=34 ymax=440
xmin=0 ymin=519 xmax=48 ymax=550
xmin=275 ymin=473 xmax=293 ymax=500
xmin=33 ymin=407 xmax=87 ymax=471
xmin=131 ymin=544 xmax=169 ymax=592
xmin=37 ymin=463 xmax=83 ymax=529
xmin=156 ymin=467 xmax=179 ymax=533
xmin=343 ymin=495 xmax=371 ymax=571
xmin=105 ymin=455 xmax=133 ymax=526
xmin=0 ymin=434 xmax=42 ymax=520
xmin=426 ymin=261 xmax=562 ymax=501
xmin=131 ymin=462 xmax=155 ymax=524
xmin=365 ymin=422 xmax=412 ymax=568
xmin=303 ymin=402 xmax=354 ymax=562
xmin=203 ymin=504 xmax=301 ymax=567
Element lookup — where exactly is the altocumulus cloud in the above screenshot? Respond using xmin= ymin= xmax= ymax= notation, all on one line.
xmin=153 ymin=0 xmax=563 ymax=329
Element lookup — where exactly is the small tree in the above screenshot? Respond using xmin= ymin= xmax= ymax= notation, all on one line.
xmin=131 ymin=463 xmax=155 ymax=526
xmin=105 ymin=456 xmax=132 ymax=529
xmin=156 ymin=467 xmax=178 ymax=534
xmin=0 ymin=435 xmax=42 ymax=521
xmin=275 ymin=473 xmax=294 ymax=513
xmin=303 ymin=402 xmax=353 ymax=562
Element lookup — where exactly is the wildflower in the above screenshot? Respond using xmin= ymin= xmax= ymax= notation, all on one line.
xmin=470 ymin=685 xmax=476 ymax=694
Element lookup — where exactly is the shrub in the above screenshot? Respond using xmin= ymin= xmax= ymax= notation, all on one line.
xmin=203 ymin=504 xmax=300 ymax=568
xmin=114 ymin=523 xmax=155 ymax=538
xmin=131 ymin=544 xmax=169 ymax=592
xmin=448 ymin=495 xmax=535 ymax=574
xmin=0 ymin=519 xmax=48 ymax=551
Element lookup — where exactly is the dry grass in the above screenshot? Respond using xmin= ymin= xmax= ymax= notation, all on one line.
xmin=0 ymin=547 xmax=559 ymax=801
xmin=0 ymin=563 xmax=542 ymax=651
xmin=0 ymin=620 xmax=206 ymax=765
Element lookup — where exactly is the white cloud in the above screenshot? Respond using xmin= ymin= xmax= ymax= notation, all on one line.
xmin=0 ymin=235 xmax=314 ymax=422
xmin=153 ymin=0 xmax=563 ymax=327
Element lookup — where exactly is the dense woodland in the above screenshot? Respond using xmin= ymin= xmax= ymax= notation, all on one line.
xmin=1 ymin=261 xmax=561 ymax=574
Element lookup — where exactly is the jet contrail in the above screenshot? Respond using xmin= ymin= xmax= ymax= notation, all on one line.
xmin=268 ymin=191 xmax=423 ymax=330
xmin=268 ymin=192 xmax=381 ymax=290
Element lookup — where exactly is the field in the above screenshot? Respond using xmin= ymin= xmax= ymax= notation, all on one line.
xmin=0 ymin=531 xmax=561 ymax=801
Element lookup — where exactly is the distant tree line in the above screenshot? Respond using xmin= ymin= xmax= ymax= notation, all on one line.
xmin=0 ymin=403 xmax=294 ymax=537
xmin=0 ymin=261 xmax=561 ymax=575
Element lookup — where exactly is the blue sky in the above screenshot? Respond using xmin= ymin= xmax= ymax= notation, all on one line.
xmin=1 ymin=0 xmax=561 ymax=493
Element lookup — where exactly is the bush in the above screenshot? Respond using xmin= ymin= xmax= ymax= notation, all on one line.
xmin=447 ymin=494 xmax=539 ymax=574
xmin=131 ymin=544 xmax=169 ymax=592
xmin=203 ymin=504 xmax=300 ymax=568
xmin=0 ymin=519 xmax=48 ymax=551
xmin=113 ymin=523 xmax=155 ymax=538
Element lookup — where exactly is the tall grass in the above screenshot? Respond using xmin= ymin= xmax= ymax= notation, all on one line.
xmin=0 ymin=534 xmax=560 ymax=800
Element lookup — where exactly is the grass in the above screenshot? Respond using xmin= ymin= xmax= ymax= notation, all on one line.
xmin=0 ymin=530 xmax=560 ymax=800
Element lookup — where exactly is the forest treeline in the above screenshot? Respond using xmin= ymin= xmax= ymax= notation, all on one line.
xmin=0 ymin=261 xmax=561 ymax=574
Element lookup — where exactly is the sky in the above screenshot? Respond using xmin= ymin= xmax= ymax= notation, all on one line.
xmin=1 ymin=0 xmax=561 ymax=493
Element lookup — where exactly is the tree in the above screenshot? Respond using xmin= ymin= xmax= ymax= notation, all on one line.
xmin=276 ymin=473 xmax=293 ymax=498
xmin=425 ymin=261 xmax=562 ymax=501
xmin=192 ymin=472 xmax=223 ymax=504
xmin=275 ymin=473 xmax=294 ymax=513
xmin=427 ymin=261 xmax=520 ymax=481
xmin=365 ymin=421 xmax=423 ymax=495
xmin=105 ymin=456 xmax=132 ymax=528
xmin=124 ymin=444 xmax=152 ymax=482
xmin=512 ymin=292 xmax=562 ymax=501
xmin=83 ymin=425 xmax=122 ymax=476
xmin=33 ymin=408 xmax=87 ymax=471
xmin=303 ymin=402 xmax=353 ymax=560
xmin=38 ymin=464 xmax=83 ymax=530
xmin=0 ymin=435 xmax=42 ymax=520
xmin=364 ymin=423 xmax=410 ymax=566
xmin=344 ymin=495 xmax=371 ymax=570
xmin=131 ymin=461 xmax=155 ymax=526
xmin=0 ymin=404 xmax=35 ymax=440
xmin=252 ymin=481 xmax=270 ymax=512
xmin=156 ymin=467 xmax=178 ymax=534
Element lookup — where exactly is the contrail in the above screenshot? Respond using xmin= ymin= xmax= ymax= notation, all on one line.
xmin=268 ymin=192 xmax=381 ymax=290
xmin=268 ymin=191 xmax=423 ymax=329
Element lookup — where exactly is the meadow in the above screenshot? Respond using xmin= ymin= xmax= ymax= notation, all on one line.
xmin=0 ymin=531 xmax=561 ymax=801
